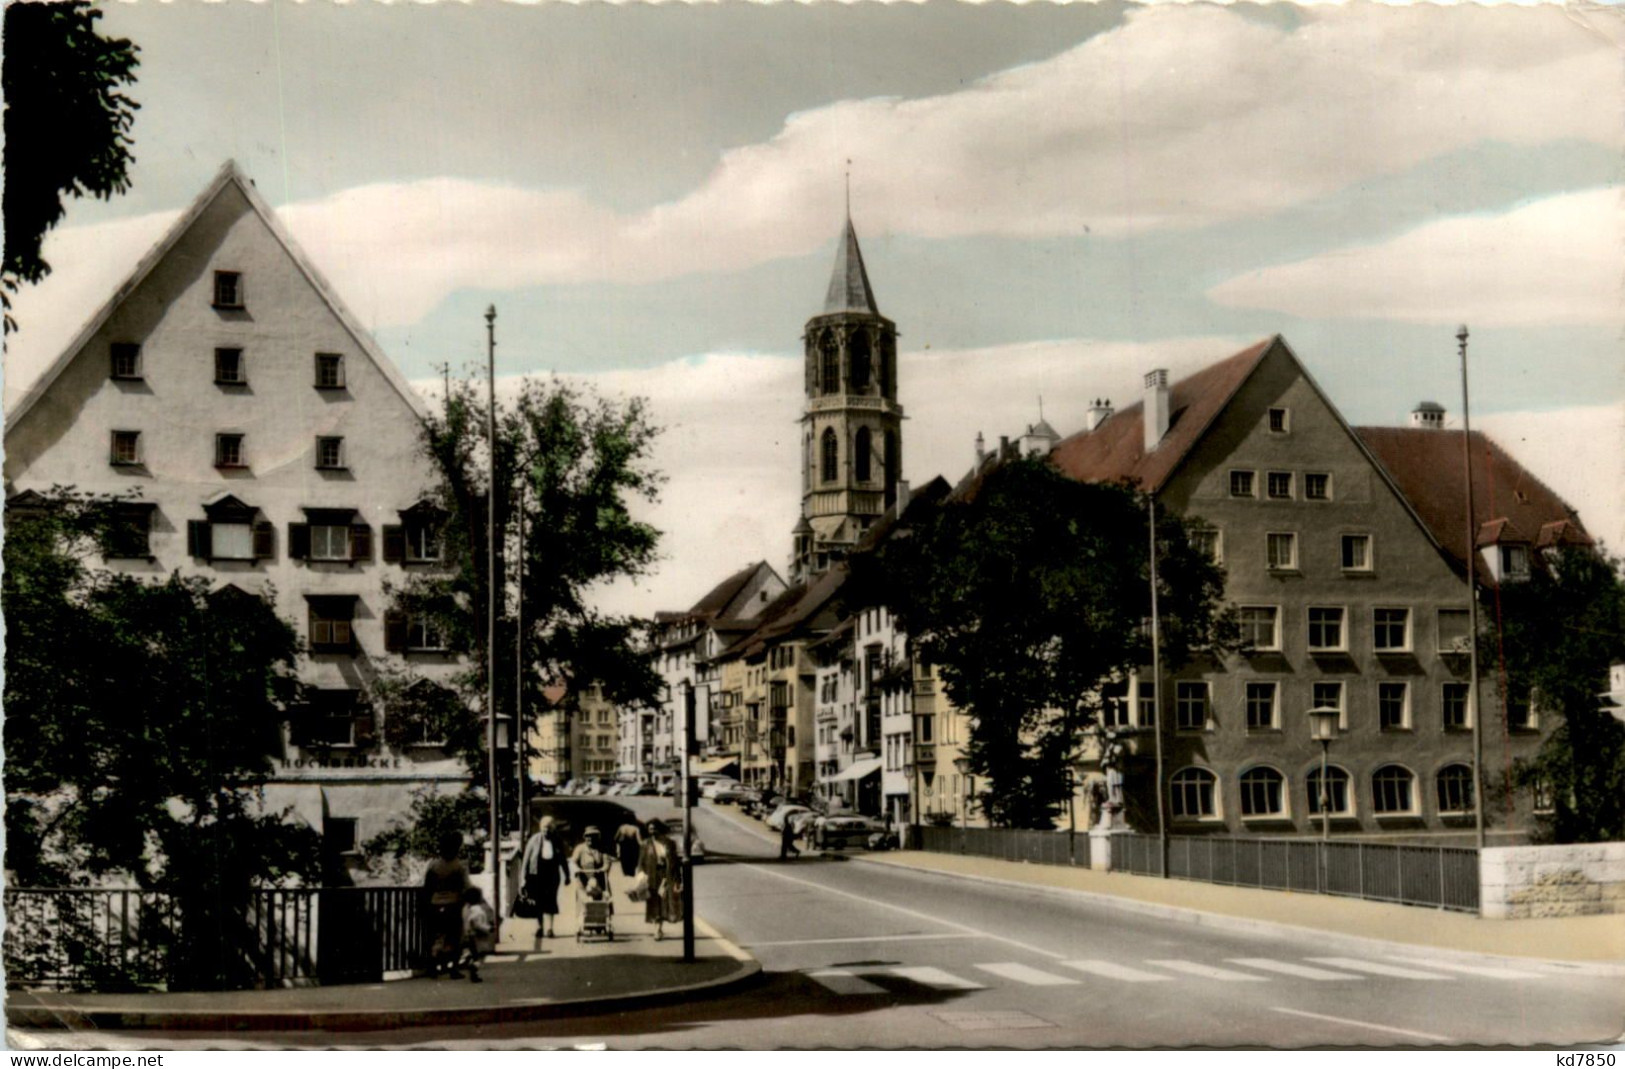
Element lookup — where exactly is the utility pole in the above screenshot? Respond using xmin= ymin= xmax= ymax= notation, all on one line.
xmin=1458 ymin=325 xmax=1487 ymax=851
xmin=515 ymin=479 xmax=526 ymax=844
xmin=485 ymin=305 xmax=502 ymax=936
xmin=681 ymin=681 xmax=697 ymax=962
xmin=1149 ymin=497 xmax=1168 ymax=878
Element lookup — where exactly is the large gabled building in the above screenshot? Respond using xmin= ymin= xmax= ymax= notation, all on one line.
xmin=3 ymin=162 xmax=473 ymax=873
xmin=1049 ymin=335 xmax=1577 ymax=842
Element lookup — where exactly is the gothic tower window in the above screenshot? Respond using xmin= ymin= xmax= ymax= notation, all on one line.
xmin=880 ymin=335 xmax=895 ymax=397
xmin=820 ymin=333 xmax=840 ymax=395
xmin=821 ymin=428 xmax=839 ymax=484
xmin=884 ymin=430 xmax=899 ymax=498
xmin=855 ymin=427 xmax=872 ymax=483
xmin=849 ymin=330 xmax=871 ymax=391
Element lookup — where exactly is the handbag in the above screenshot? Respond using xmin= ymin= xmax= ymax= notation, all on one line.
xmin=510 ymin=887 xmax=539 ymax=918
xmin=627 ymin=872 xmax=651 ymax=903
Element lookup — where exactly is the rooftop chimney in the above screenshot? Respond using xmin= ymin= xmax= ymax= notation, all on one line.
xmin=1410 ymin=401 xmax=1446 ymax=430
xmin=974 ymin=431 xmax=986 ymax=464
xmin=1086 ymin=398 xmax=1115 ymax=432
xmin=1143 ymin=370 xmax=1170 ymax=452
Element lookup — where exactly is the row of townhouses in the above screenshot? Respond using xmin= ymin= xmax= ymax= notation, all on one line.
xmin=631 ymin=213 xmax=1589 ymax=844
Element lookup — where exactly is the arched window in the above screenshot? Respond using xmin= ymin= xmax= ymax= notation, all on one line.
xmin=1306 ymin=765 xmax=1352 ymax=816
xmin=879 ymin=334 xmax=895 ymax=396
xmin=849 ymin=330 xmax=871 ymax=391
xmin=820 ymin=333 xmax=840 ymax=395
xmin=1436 ymin=764 xmax=1475 ymax=814
xmin=1239 ymin=766 xmax=1286 ymax=817
xmin=1371 ymin=764 xmax=1416 ymax=814
xmin=855 ymin=427 xmax=872 ymax=483
xmin=1170 ymin=767 xmax=1217 ymax=819
xmin=821 ymin=428 xmax=838 ymax=484
xmin=884 ymin=430 xmax=899 ymax=489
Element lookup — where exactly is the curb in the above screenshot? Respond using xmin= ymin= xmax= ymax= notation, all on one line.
xmin=7 ymin=930 xmax=762 ymax=1033
xmin=848 ymin=852 xmax=1625 ymax=974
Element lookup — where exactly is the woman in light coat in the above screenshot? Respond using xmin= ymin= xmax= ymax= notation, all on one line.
xmin=637 ymin=819 xmax=683 ymax=941
xmin=519 ymin=815 xmax=569 ymax=946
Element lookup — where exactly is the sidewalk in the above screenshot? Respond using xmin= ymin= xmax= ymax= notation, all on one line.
xmin=700 ymin=801 xmax=1625 ymax=965
xmin=6 ymin=877 xmax=758 ymax=1032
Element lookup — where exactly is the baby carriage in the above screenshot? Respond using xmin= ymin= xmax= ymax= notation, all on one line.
xmin=575 ymin=874 xmax=614 ymax=942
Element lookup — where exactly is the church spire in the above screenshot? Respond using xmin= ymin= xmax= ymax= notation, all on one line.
xmin=823 ymin=214 xmax=879 ymax=316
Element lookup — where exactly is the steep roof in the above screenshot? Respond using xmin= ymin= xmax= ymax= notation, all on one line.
xmin=689 ymin=560 xmax=776 ymax=619
xmin=1356 ymin=426 xmax=1589 ymax=575
xmin=822 ymin=216 xmax=879 ymax=316
xmin=1048 ymin=337 xmax=1276 ymax=493
xmin=5 ymin=160 xmax=427 ymax=430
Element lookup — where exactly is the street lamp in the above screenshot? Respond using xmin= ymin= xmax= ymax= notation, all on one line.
xmin=1308 ymin=705 xmax=1339 ymax=893
xmin=953 ymin=755 xmax=974 ymax=850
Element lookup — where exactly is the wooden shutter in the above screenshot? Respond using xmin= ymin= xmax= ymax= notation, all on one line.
xmin=187 ymin=520 xmax=212 ymax=559
xmin=382 ymin=524 xmax=405 ymax=563
xmin=288 ymin=523 xmax=310 ymax=560
xmin=384 ymin=610 xmax=408 ymax=653
xmin=252 ymin=521 xmax=275 ymax=560
xmin=349 ymin=524 xmax=373 ymax=562
xmin=353 ymin=703 xmax=377 ymax=747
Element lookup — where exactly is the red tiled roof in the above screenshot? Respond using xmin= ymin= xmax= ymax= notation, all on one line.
xmin=1049 ymin=337 xmax=1277 ymax=493
xmin=689 ymin=560 xmax=772 ymax=618
xmin=1356 ymin=426 xmax=1589 ymax=575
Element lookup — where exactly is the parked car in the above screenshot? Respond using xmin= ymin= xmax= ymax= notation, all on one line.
xmin=711 ymin=784 xmax=751 ymax=804
xmin=700 ymin=778 xmax=740 ymax=800
xmin=811 ymin=815 xmax=886 ymax=850
xmin=765 ymin=804 xmax=811 ymax=831
xmin=627 ymin=782 xmax=658 ymax=796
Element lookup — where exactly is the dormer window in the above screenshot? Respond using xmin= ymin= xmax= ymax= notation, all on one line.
xmin=213 ymin=271 xmax=244 ymax=310
xmin=1500 ymin=544 xmax=1531 ymax=581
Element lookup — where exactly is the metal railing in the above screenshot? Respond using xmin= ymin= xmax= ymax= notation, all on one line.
xmin=5 ymin=886 xmax=428 ymax=992
xmin=914 ymin=825 xmax=1091 ymax=868
xmin=1114 ymin=833 xmax=1480 ymax=912
xmin=909 ymin=827 xmax=1479 ymax=913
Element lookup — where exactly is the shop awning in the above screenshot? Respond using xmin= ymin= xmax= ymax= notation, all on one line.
xmin=693 ymin=755 xmax=740 ymax=777
xmin=825 ymin=756 xmax=883 ymax=784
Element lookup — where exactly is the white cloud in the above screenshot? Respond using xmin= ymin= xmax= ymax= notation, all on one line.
xmin=1207 ymin=187 xmax=1625 ymax=326
xmin=1476 ymin=404 xmax=1625 ymax=555
xmin=7 ymin=2 xmax=1616 ymax=361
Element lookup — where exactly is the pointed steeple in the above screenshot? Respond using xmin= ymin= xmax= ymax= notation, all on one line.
xmin=823 ymin=215 xmax=879 ymax=316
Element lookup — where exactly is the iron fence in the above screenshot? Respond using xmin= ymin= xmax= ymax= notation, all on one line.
xmin=5 ymin=886 xmax=428 ymax=992
xmin=914 ymin=825 xmax=1090 ymax=868
xmin=910 ymin=827 xmax=1479 ymax=912
xmin=1115 ymin=833 xmax=1480 ymax=912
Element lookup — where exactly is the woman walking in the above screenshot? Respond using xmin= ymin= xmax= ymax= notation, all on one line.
xmin=422 ymin=831 xmax=470 ymax=978
xmin=637 ymin=819 xmax=682 ymax=942
xmin=614 ymin=822 xmax=642 ymax=879
xmin=519 ymin=815 xmax=569 ymax=947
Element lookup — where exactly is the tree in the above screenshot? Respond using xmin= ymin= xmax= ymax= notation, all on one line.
xmin=3 ymin=489 xmax=321 ymax=986
xmin=857 ymin=459 xmax=1236 ymax=828
xmin=1497 ymin=545 xmax=1625 ymax=843
xmin=2 ymin=1 xmax=141 ymax=332
xmin=372 ymin=374 xmax=666 ymax=852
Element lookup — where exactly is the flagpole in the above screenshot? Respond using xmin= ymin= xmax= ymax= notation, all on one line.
xmin=1458 ymin=325 xmax=1486 ymax=851
xmin=486 ymin=305 xmax=503 ymax=935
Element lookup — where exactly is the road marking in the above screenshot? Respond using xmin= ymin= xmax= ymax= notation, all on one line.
xmin=747 ymin=933 xmax=978 ymax=948
xmin=974 ymin=962 xmax=1081 ymax=986
xmin=1146 ymin=959 xmax=1269 ymax=982
xmin=1384 ymin=956 xmax=1543 ymax=980
xmin=1271 ymin=1007 xmax=1454 ymax=1044
xmin=1308 ymin=957 xmax=1455 ymax=980
xmin=1060 ymin=959 xmax=1172 ymax=983
xmin=805 ymin=969 xmax=887 ymax=996
xmin=740 ymin=863 xmax=1066 ymax=959
xmin=1227 ymin=958 xmax=1364 ymax=981
xmin=889 ymin=965 xmax=986 ymax=990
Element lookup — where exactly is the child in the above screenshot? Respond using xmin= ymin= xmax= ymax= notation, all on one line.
xmin=461 ymin=886 xmax=496 ymax=983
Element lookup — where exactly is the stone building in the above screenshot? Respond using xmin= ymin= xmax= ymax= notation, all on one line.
xmin=3 ymin=162 xmax=471 ymax=871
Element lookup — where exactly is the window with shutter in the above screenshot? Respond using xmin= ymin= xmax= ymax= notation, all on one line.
xmin=382 ymin=525 xmax=405 ymax=563
xmin=253 ymin=521 xmax=275 ymax=560
xmin=188 ymin=520 xmax=213 ymax=559
xmin=288 ymin=523 xmax=310 ymax=560
xmin=350 ymin=524 xmax=373 ymax=562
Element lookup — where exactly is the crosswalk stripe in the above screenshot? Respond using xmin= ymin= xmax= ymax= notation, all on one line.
xmin=1228 ymin=958 xmax=1364 ymax=981
xmin=974 ymin=962 xmax=1081 ymax=986
xmin=1146 ymin=959 xmax=1269 ymax=982
xmin=805 ymin=969 xmax=886 ymax=996
xmin=1308 ymin=957 xmax=1455 ymax=980
xmin=889 ymin=965 xmax=986 ymax=990
xmin=1384 ymin=956 xmax=1543 ymax=980
xmin=1061 ymin=959 xmax=1173 ymax=983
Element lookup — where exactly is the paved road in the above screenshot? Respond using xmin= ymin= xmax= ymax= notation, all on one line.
xmin=17 ymin=799 xmax=1624 ymax=1050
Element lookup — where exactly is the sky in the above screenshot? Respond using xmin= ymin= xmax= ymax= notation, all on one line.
xmin=5 ymin=0 xmax=1622 ymax=618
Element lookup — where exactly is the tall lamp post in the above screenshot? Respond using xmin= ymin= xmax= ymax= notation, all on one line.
xmin=953 ymin=756 xmax=974 ymax=851
xmin=484 ymin=304 xmax=503 ymax=936
xmin=1308 ymin=704 xmax=1340 ymax=892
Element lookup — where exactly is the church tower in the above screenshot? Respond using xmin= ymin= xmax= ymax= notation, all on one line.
xmin=790 ymin=214 xmax=903 ymax=584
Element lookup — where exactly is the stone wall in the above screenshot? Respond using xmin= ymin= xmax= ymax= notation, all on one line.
xmin=1480 ymin=842 xmax=1625 ymax=919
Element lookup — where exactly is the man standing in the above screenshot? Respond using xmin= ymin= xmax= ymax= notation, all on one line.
xmin=780 ymin=815 xmax=801 ymax=860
